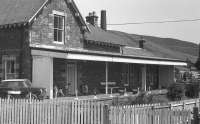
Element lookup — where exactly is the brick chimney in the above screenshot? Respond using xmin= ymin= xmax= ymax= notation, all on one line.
xmin=139 ymin=37 xmax=146 ymax=49
xmin=86 ymin=11 xmax=98 ymax=26
xmin=101 ymin=10 xmax=107 ymax=30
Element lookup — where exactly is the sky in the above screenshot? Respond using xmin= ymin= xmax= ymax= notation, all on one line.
xmin=74 ymin=0 xmax=200 ymax=43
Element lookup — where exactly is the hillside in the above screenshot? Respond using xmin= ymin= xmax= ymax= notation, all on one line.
xmin=109 ymin=30 xmax=199 ymax=63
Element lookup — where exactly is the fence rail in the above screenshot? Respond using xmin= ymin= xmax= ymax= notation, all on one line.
xmin=120 ymin=98 xmax=200 ymax=111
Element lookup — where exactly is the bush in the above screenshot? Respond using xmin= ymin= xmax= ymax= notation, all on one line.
xmin=132 ymin=92 xmax=169 ymax=105
xmin=131 ymin=92 xmax=151 ymax=104
xmin=167 ymin=83 xmax=185 ymax=100
xmin=185 ymin=83 xmax=199 ymax=98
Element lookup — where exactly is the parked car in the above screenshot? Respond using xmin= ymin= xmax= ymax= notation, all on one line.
xmin=0 ymin=79 xmax=47 ymax=99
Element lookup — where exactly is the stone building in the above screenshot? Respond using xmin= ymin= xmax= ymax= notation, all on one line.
xmin=0 ymin=0 xmax=186 ymax=98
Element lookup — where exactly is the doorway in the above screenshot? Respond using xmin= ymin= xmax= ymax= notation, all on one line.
xmin=66 ymin=62 xmax=77 ymax=95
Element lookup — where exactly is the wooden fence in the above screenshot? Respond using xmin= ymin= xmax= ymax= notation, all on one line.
xmin=110 ymin=106 xmax=191 ymax=124
xmin=108 ymin=98 xmax=200 ymax=124
xmin=0 ymin=97 xmax=199 ymax=124
xmin=0 ymin=98 xmax=106 ymax=124
xmin=121 ymin=98 xmax=200 ymax=111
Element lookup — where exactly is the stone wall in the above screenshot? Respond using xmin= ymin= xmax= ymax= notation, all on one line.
xmin=0 ymin=27 xmax=32 ymax=80
xmin=30 ymin=0 xmax=84 ymax=49
xmin=20 ymin=28 xmax=32 ymax=80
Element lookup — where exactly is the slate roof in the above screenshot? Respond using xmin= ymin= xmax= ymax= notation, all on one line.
xmin=122 ymin=47 xmax=159 ymax=58
xmin=0 ymin=0 xmax=88 ymax=30
xmin=0 ymin=0 xmax=187 ymax=63
xmin=85 ymin=24 xmax=136 ymax=46
xmin=0 ymin=0 xmax=45 ymax=25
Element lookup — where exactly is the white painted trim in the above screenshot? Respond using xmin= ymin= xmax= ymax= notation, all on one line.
xmin=52 ymin=10 xmax=65 ymax=16
xmin=53 ymin=41 xmax=64 ymax=45
xmin=112 ymin=57 xmax=187 ymax=66
xmin=28 ymin=0 xmax=49 ymax=23
xmin=53 ymin=12 xmax=65 ymax=44
xmin=67 ymin=53 xmax=113 ymax=62
xmin=31 ymin=50 xmax=187 ymax=66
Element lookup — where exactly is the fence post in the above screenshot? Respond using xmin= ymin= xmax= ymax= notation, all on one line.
xmin=193 ymin=107 xmax=199 ymax=124
xmin=112 ymin=96 xmax=119 ymax=106
xmin=183 ymin=102 xmax=185 ymax=110
xmin=104 ymin=105 xmax=110 ymax=124
xmin=151 ymin=106 xmax=155 ymax=124
xmin=195 ymin=100 xmax=198 ymax=107
xmin=169 ymin=104 xmax=172 ymax=110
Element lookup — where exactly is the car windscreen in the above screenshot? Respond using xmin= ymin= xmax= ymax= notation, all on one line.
xmin=0 ymin=81 xmax=25 ymax=88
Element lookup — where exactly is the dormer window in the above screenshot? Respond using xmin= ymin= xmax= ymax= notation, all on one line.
xmin=53 ymin=10 xmax=65 ymax=44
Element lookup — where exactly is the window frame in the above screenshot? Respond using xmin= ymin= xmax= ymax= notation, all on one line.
xmin=53 ymin=10 xmax=65 ymax=44
xmin=2 ymin=56 xmax=17 ymax=80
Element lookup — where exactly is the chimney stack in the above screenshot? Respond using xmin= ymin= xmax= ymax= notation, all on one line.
xmin=139 ymin=37 xmax=146 ymax=49
xmin=86 ymin=11 xmax=98 ymax=26
xmin=101 ymin=10 xmax=107 ymax=30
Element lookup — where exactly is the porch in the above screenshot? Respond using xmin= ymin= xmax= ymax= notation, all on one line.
xmin=31 ymin=49 xmax=187 ymax=99
xmin=53 ymin=59 xmax=173 ymax=96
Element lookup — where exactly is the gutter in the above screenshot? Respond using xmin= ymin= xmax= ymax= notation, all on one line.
xmin=30 ymin=46 xmax=187 ymax=64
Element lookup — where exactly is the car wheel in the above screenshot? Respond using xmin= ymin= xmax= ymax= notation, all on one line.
xmin=26 ymin=93 xmax=38 ymax=100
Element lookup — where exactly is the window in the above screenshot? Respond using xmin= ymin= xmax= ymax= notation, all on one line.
xmin=2 ymin=56 xmax=17 ymax=79
xmin=146 ymin=65 xmax=159 ymax=90
xmin=54 ymin=14 xmax=65 ymax=43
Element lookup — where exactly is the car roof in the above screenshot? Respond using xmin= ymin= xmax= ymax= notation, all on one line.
xmin=1 ymin=79 xmax=28 ymax=82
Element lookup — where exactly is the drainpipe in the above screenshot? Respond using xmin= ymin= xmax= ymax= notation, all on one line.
xmin=105 ymin=62 xmax=108 ymax=94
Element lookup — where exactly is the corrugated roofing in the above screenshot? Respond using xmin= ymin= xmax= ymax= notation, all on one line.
xmin=0 ymin=0 xmax=45 ymax=25
xmin=85 ymin=24 xmax=136 ymax=46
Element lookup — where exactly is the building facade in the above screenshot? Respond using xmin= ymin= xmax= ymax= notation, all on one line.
xmin=0 ymin=0 xmax=186 ymax=98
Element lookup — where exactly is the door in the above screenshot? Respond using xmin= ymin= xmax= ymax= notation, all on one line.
xmin=66 ymin=63 xmax=77 ymax=95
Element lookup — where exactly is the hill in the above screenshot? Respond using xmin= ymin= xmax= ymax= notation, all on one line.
xmin=109 ymin=30 xmax=199 ymax=63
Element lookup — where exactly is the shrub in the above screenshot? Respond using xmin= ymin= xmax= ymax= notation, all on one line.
xmin=131 ymin=92 xmax=151 ymax=104
xmin=131 ymin=92 xmax=169 ymax=105
xmin=185 ymin=83 xmax=199 ymax=98
xmin=167 ymin=83 xmax=185 ymax=100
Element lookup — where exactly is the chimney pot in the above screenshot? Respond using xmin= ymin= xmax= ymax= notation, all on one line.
xmin=101 ymin=10 xmax=107 ymax=30
xmin=139 ymin=38 xmax=146 ymax=49
xmin=92 ymin=11 xmax=96 ymax=16
xmin=86 ymin=11 xmax=98 ymax=26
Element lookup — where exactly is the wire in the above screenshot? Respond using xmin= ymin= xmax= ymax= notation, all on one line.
xmin=108 ymin=18 xmax=200 ymax=25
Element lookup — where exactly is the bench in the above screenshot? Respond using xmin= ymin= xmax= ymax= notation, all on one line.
xmin=100 ymin=82 xmax=119 ymax=94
